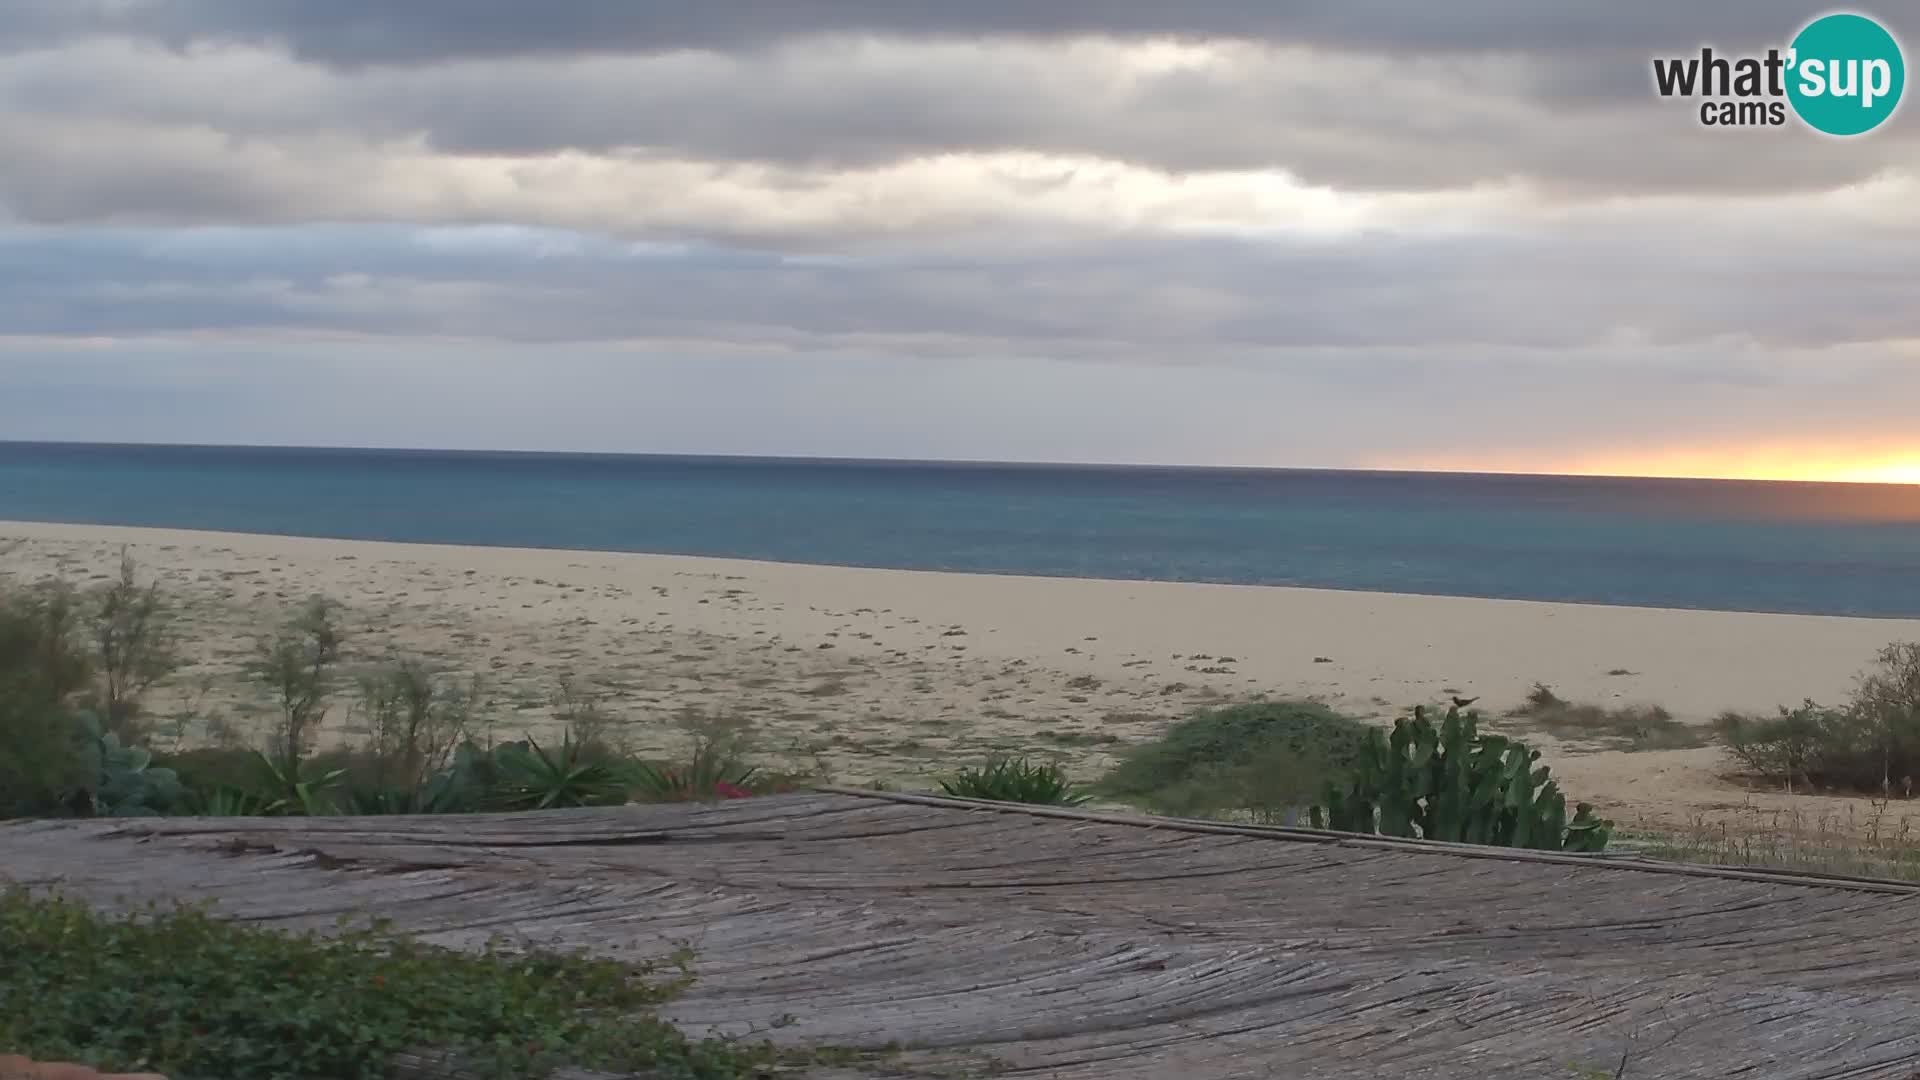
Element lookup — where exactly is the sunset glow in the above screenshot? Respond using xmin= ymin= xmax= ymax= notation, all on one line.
xmin=1385 ymin=447 xmax=1920 ymax=485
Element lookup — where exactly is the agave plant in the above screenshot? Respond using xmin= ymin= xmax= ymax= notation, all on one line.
xmin=940 ymin=757 xmax=1089 ymax=806
xmin=488 ymin=734 xmax=627 ymax=810
xmin=251 ymin=750 xmax=347 ymax=816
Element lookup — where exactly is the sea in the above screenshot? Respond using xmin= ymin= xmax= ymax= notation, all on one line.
xmin=2 ymin=441 xmax=1919 ymax=618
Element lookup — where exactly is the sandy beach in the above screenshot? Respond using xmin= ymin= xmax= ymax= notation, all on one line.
xmin=6 ymin=519 xmax=1920 ymax=834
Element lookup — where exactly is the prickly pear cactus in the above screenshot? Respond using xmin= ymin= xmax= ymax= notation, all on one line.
xmin=1311 ymin=705 xmax=1613 ymax=852
xmin=75 ymin=710 xmax=184 ymax=816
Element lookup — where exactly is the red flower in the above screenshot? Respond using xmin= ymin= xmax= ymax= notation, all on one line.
xmin=712 ymin=781 xmax=752 ymax=799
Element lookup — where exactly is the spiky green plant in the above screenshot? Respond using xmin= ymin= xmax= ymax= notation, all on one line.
xmin=251 ymin=749 xmax=347 ymax=816
xmin=940 ymin=757 xmax=1089 ymax=806
xmin=489 ymin=734 xmax=626 ymax=810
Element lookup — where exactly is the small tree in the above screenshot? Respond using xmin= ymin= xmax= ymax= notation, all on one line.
xmin=356 ymin=659 xmax=478 ymax=793
xmin=1853 ymin=642 xmax=1920 ymax=794
xmin=88 ymin=549 xmax=177 ymax=740
xmin=252 ymin=596 xmax=343 ymax=771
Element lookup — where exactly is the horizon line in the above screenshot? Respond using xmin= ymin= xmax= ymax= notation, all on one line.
xmin=7 ymin=437 xmax=1920 ymax=490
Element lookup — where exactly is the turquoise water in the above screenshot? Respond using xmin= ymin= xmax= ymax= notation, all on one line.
xmin=3 ymin=441 xmax=1919 ymax=617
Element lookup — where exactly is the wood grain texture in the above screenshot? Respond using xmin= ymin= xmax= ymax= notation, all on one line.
xmin=6 ymin=791 xmax=1920 ymax=1079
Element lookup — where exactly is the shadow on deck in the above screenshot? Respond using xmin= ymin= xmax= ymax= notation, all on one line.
xmin=5 ymin=789 xmax=1920 ymax=1079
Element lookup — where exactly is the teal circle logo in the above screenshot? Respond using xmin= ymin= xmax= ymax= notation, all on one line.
xmin=1786 ymin=12 xmax=1905 ymax=135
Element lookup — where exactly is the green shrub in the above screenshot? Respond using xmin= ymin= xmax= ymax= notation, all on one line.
xmin=1096 ymin=701 xmax=1373 ymax=820
xmin=940 ymin=756 xmax=1089 ymax=806
xmin=0 ymin=579 xmax=91 ymax=709
xmin=0 ymin=887 xmax=794 ymax=1079
xmin=1312 ymin=704 xmax=1612 ymax=852
xmin=1714 ymin=644 xmax=1920 ymax=794
xmin=1712 ymin=702 xmax=1841 ymax=787
xmin=352 ymin=660 xmax=478 ymax=794
xmin=0 ymin=581 xmax=94 ymax=816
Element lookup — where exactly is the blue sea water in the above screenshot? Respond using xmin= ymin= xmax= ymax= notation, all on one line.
xmin=2 ymin=441 xmax=1919 ymax=618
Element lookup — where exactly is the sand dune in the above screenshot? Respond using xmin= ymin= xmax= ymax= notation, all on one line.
xmin=6 ymin=519 xmax=1920 ymax=833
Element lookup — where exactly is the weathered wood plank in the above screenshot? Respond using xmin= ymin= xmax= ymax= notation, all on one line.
xmin=7 ymin=793 xmax=1920 ymax=1079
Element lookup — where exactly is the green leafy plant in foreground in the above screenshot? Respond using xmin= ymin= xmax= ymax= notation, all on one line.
xmin=941 ymin=756 xmax=1089 ymax=806
xmin=0 ymin=886 xmax=788 ymax=1080
xmin=1312 ymin=704 xmax=1612 ymax=852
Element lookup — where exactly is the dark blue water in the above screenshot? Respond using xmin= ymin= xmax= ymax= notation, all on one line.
xmin=3 ymin=441 xmax=1919 ymax=617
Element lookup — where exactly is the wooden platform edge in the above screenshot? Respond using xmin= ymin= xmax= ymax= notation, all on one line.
xmin=814 ymin=785 xmax=1920 ymax=896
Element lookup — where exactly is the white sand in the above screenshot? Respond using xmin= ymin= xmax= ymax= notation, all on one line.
xmin=6 ymin=519 xmax=1920 ymax=833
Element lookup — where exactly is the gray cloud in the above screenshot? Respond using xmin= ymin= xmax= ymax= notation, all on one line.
xmin=0 ymin=1 xmax=1836 ymax=64
xmin=2 ymin=33 xmax=1913 ymax=227
xmin=4 ymin=207 xmax=1917 ymax=353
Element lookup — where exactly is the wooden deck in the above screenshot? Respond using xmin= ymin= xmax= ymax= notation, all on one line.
xmin=5 ymin=789 xmax=1920 ymax=1079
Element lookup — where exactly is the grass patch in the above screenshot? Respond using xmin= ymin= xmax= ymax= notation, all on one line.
xmin=1506 ymin=683 xmax=1707 ymax=751
xmin=1627 ymin=801 xmax=1920 ymax=882
xmin=1095 ymin=701 xmax=1373 ymax=821
xmin=0 ymin=887 xmax=821 ymax=1079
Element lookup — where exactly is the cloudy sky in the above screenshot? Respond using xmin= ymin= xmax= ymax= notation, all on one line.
xmin=3 ymin=2 xmax=1917 ymax=481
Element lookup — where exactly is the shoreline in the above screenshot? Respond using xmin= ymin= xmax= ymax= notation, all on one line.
xmin=5 ymin=517 xmax=1914 ymax=624
xmin=7 ymin=518 xmax=1920 ymax=832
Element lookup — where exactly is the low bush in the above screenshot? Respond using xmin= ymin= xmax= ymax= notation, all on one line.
xmin=1713 ymin=702 xmax=1842 ymax=788
xmin=1095 ymin=701 xmax=1373 ymax=821
xmin=1714 ymin=644 xmax=1920 ymax=794
xmin=1508 ymin=683 xmax=1706 ymax=751
xmin=941 ymin=756 xmax=1088 ymax=805
xmin=0 ymin=581 xmax=94 ymax=816
xmin=0 ymin=887 xmax=796 ymax=1080
xmin=626 ymin=714 xmax=803 ymax=803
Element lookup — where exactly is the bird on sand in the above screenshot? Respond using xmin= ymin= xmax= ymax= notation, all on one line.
xmin=1450 ymin=695 xmax=1479 ymax=709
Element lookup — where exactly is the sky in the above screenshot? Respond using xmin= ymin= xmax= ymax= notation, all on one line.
xmin=2 ymin=2 xmax=1918 ymax=481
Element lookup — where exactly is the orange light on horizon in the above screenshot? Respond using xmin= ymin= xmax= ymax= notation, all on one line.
xmin=1381 ymin=445 xmax=1920 ymax=486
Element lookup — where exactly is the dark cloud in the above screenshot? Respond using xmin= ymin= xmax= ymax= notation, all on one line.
xmin=0 ymin=1 xmax=1835 ymax=65
xmin=3 ymin=37 xmax=1912 ymax=212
